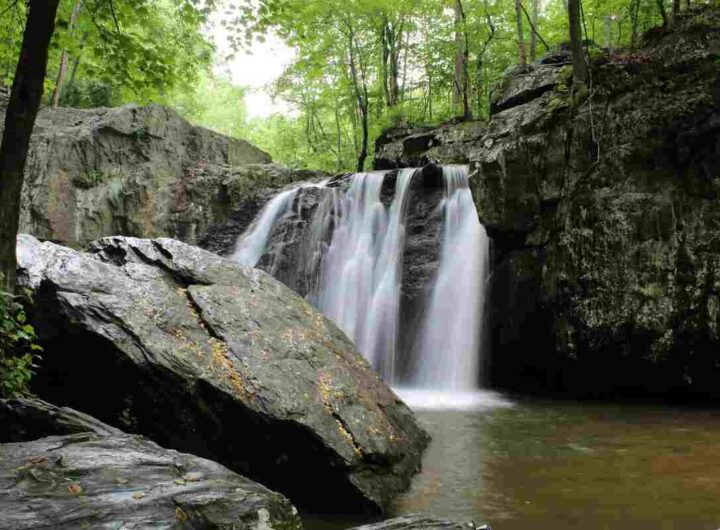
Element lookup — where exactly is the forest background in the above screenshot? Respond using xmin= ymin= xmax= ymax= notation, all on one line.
xmin=0 ymin=0 xmax=681 ymax=172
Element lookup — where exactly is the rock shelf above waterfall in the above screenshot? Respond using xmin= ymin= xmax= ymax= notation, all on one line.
xmin=15 ymin=234 xmax=429 ymax=513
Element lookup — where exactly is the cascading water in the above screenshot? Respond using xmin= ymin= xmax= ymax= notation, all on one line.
xmin=232 ymin=188 xmax=299 ymax=266
xmin=231 ymin=165 xmax=492 ymax=405
xmin=314 ymin=169 xmax=414 ymax=380
xmin=412 ymin=166 xmax=489 ymax=390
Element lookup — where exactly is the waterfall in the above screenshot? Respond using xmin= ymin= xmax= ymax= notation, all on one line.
xmin=231 ymin=166 xmax=490 ymax=396
xmin=413 ymin=166 xmax=489 ymax=390
xmin=315 ymin=169 xmax=414 ymax=380
xmin=232 ymin=188 xmax=299 ymax=266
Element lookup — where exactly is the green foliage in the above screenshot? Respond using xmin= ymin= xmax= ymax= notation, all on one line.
xmin=61 ymin=80 xmax=114 ymax=108
xmin=0 ymin=0 xmax=217 ymax=108
xmin=0 ymin=284 xmax=41 ymax=398
xmin=72 ymin=169 xmax=104 ymax=189
xmin=167 ymin=73 xmax=249 ymax=138
xmin=0 ymin=0 xmax=676 ymax=173
xmin=220 ymin=0 xmax=671 ymax=171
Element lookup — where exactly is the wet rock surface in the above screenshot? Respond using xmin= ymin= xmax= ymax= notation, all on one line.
xmin=16 ymin=234 xmax=429 ymax=513
xmin=0 ymin=433 xmax=302 ymax=530
xmin=348 ymin=514 xmax=485 ymax=530
xmin=373 ymin=8 xmax=720 ymax=400
xmin=0 ymin=397 xmax=122 ymax=442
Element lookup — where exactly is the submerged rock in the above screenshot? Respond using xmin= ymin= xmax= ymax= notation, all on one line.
xmin=0 ymin=433 xmax=302 ymax=530
xmin=16 ymin=235 xmax=429 ymax=513
xmin=348 ymin=514 xmax=487 ymax=530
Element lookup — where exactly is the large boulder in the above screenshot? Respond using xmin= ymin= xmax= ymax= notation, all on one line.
xmin=16 ymin=235 xmax=429 ymax=513
xmin=13 ymin=99 xmax=323 ymax=249
xmin=0 ymin=432 xmax=302 ymax=530
xmin=371 ymin=7 xmax=720 ymax=400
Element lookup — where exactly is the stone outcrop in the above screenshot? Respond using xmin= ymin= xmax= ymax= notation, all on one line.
xmin=374 ymin=122 xmax=486 ymax=170
xmin=14 ymin=99 xmax=323 ymax=249
xmin=0 ymin=432 xmax=302 ymax=530
xmin=374 ymin=8 xmax=720 ymax=400
xmin=16 ymin=234 xmax=429 ymax=513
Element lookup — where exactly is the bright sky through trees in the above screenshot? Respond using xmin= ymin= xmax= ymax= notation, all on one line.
xmin=205 ymin=2 xmax=295 ymax=118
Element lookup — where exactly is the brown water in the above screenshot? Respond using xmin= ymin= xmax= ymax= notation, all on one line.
xmin=390 ymin=392 xmax=720 ymax=530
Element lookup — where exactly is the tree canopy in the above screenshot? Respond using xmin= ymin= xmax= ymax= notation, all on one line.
xmin=0 ymin=0 xmax=688 ymax=173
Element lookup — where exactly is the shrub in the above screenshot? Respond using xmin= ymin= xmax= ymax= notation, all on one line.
xmin=71 ymin=169 xmax=104 ymax=189
xmin=0 ymin=280 xmax=41 ymax=398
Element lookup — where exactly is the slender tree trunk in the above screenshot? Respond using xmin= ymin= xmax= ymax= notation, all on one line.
xmin=656 ymin=0 xmax=668 ymax=26
xmin=672 ymin=0 xmax=680 ymax=14
xmin=453 ymin=0 xmax=464 ymax=109
xmin=390 ymin=36 xmax=400 ymax=107
xmin=347 ymin=29 xmax=368 ymax=172
xmin=630 ymin=0 xmax=641 ymax=47
xmin=0 ymin=0 xmax=61 ymax=292
xmin=423 ymin=16 xmax=433 ymax=120
xmin=515 ymin=0 xmax=527 ymax=65
xmin=51 ymin=0 xmax=82 ymax=108
xmin=604 ymin=15 xmax=612 ymax=47
xmin=453 ymin=0 xmax=471 ymax=119
xmin=380 ymin=20 xmax=391 ymax=107
xmin=529 ymin=0 xmax=540 ymax=61
xmin=568 ymin=0 xmax=588 ymax=84
xmin=67 ymin=31 xmax=89 ymax=89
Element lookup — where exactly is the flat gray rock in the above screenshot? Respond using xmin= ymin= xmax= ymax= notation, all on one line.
xmin=348 ymin=514 xmax=487 ymax=530
xmin=0 ymin=433 xmax=302 ymax=530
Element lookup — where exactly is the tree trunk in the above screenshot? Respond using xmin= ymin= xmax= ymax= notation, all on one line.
xmin=568 ymin=0 xmax=588 ymax=84
xmin=630 ymin=0 xmax=641 ymax=48
xmin=51 ymin=0 xmax=82 ymax=108
xmin=452 ymin=0 xmax=463 ymax=109
xmin=656 ymin=0 xmax=669 ymax=26
xmin=67 ymin=31 xmax=89 ymax=89
xmin=453 ymin=0 xmax=471 ymax=119
xmin=529 ymin=0 xmax=540 ymax=61
xmin=347 ymin=29 xmax=368 ymax=172
xmin=0 ymin=0 xmax=61 ymax=292
xmin=515 ymin=0 xmax=527 ymax=65
xmin=380 ymin=20 xmax=391 ymax=107
xmin=672 ymin=0 xmax=680 ymax=14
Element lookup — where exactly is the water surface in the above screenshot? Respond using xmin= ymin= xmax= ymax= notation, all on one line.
xmin=392 ymin=393 xmax=720 ymax=529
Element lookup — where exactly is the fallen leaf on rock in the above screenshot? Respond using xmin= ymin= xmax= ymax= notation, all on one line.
xmin=132 ymin=492 xmax=146 ymax=500
xmin=67 ymin=484 xmax=83 ymax=494
xmin=176 ymin=507 xmax=188 ymax=522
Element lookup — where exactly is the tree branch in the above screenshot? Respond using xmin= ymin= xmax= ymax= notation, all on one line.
xmin=0 ymin=0 xmax=19 ymax=19
xmin=520 ymin=1 xmax=551 ymax=52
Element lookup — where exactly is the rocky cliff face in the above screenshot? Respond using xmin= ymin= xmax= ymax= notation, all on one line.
xmin=375 ymin=8 xmax=720 ymax=400
xmin=13 ymin=99 xmax=322 ymax=249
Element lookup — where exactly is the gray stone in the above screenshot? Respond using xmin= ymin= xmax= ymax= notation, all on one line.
xmin=0 ymin=433 xmax=302 ymax=530
xmin=347 ymin=514 xmax=487 ymax=530
xmin=0 ymin=397 xmax=123 ymax=442
xmin=15 ymin=100 xmax=322 ymax=249
xmin=16 ymin=234 xmax=429 ymax=513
